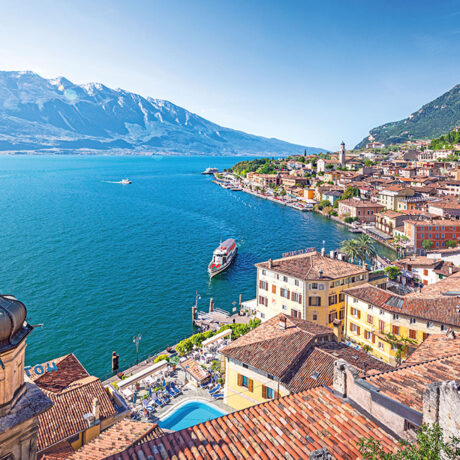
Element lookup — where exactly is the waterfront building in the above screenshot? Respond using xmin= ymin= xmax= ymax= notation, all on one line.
xmin=395 ymin=255 xmax=459 ymax=286
xmin=30 ymin=353 xmax=129 ymax=458
xmin=220 ymin=313 xmax=391 ymax=410
xmin=378 ymin=185 xmax=416 ymax=210
xmin=338 ymin=198 xmax=385 ymax=223
xmin=343 ymin=283 xmax=460 ymax=364
xmin=428 ymin=199 xmax=460 ymax=219
xmin=0 ymin=295 xmax=52 ymax=460
xmin=375 ymin=210 xmax=411 ymax=237
xmin=321 ymin=189 xmax=342 ymax=204
xmin=254 ymin=249 xmax=387 ymax=326
xmin=403 ymin=219 xmax=459 ymax=250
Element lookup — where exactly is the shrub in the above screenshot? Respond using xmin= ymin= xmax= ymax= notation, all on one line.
xmin=154 ymin=354 xmax=170 ymax=363
xmin=422 ymin=239 xmax=433 ymax=251
xmin=176 ymin=338 xmax=193 ymax=356
xmin=384 ymin=265 xmax=401 ymax=281
xmin=446 ymin=240 xmax=457 ymax=248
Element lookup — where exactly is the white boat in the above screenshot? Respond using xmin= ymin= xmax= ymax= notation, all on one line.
xmin=208 ymin=239 xmax=238 ymax=278
xmin=120 ymin=178 xmax=132 ymax=184
xmin=202 ymin=168 xmax=218 ymax=175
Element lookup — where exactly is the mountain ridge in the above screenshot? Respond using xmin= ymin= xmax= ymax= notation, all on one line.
xmin=355 ymin=84 xmax=460 ymax=149
xmin=0 ymin=71 xmax=324 ymax=156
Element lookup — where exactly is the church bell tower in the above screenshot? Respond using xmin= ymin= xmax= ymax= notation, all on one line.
xmin=339 ymin=141 xmax=346 ymax=167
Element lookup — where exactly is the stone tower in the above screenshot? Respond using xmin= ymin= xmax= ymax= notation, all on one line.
xmin=0 ymin=295 xmax=52 ymax=460
xmin=339 ymin=141 xmax=346 ymax=167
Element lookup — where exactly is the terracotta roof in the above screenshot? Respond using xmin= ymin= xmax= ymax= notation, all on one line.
xmin=414 ymin=271 xmax=460 ymax=297
xmin=180 ymin=358 xmax=210 ymax=383
xmin=103 ymin=386 xmax=397 ymax=460
xmin=256 ymin=251 xmax=367 ymax=281
xmin=339 ymin=198 xmax=384 ymax=208
xmin=364 ymin=353 xmax=460 ymax=412
xmin=68 ymin=420 xmax=163 ymax=459
xmin=404 ymin=219 xmax=459 ymax=226
xmin=405 ymin=333 xmax=460 ymax=364
xmin=40 ymin=441 xmax=74 ymax=460
xmin=344 ymin=284 xmax=460 ymax=326
xmin=34 ymin=355 xmax=119 ymax=452
xmin=221 ymin=314 xmax=390 ymax=392
xmin=376 ymin=210 xmax=402 ymax=218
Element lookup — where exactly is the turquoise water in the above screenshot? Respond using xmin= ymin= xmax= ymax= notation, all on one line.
xmin=0 ymin=155 xmax=393 ymax=378
xmin=158 ymin=401 xmax=226 ymax=430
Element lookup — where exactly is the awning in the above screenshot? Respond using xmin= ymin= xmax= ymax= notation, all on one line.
xmin=117 ymin=360 xmax=168 ymax=389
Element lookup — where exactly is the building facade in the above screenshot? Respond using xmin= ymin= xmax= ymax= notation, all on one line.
xmin=403 ymin=219 xmax=459 ymax=250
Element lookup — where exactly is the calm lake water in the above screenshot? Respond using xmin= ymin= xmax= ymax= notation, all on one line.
xmin=0 ymin=155 xmax=393 ymax=378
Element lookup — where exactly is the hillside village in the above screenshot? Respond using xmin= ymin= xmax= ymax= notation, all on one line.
xmin=2 ymin=131 xmax=460 ymax=459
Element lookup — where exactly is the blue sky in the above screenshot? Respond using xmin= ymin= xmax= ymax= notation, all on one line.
xmin=0 ymin=0 xmax=459 ymax=150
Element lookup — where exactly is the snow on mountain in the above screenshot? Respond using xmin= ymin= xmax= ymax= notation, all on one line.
xmin=0 ymin=71 xmax=324 ymax=155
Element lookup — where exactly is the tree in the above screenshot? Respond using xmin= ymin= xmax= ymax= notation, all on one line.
xmin=340 ymin=239 xmax=361 ymax=263
xmin=355 ymin=234 xmax=377 ymax=267
xmin=422 ymin=239 xmax=433 ymax=251
xmin=384 ymin=266 xmax=401 ymax=281
xmin=446 ymin=240 xmax=457 ymax=248
xmin=318 ymin=199 xmax=331 ymax=210
xmin=340 ymin=186 xmax=360 ymax=201
xmin=358 ymin=423 xmax=460 ymax=459
xmin=364 ymin=159 xmax=374 ymax=167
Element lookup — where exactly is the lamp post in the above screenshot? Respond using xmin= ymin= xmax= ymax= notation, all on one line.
xmin=133 ymin=333 xmax=142 ymax=365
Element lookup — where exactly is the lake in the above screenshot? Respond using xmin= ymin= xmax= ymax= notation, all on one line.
xmin=0 ymin=155 xmax=393 ymax=378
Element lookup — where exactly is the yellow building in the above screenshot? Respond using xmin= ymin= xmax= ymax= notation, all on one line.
xmin=220 ymin=313 xmax=392 ymax=410
xmin=378 ymin=186 xmax=415 ymax=211
xmin=344 ymin=283 xmax=460 ymax=365
xmin=254 ymin=250 xmax=387 ymax=329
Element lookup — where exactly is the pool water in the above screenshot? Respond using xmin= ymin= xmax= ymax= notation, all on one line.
xmin=158 ymin=401 xmax=226 ymax=431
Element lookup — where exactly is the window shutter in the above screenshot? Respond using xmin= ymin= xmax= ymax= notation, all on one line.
xmin=238 ymin=374 xmax=242 ymax=386
xmin=349 ymin=322 xmax=353 ymax=332
xmin=299 ymin=294 xmax=302 ymax=304
xmin=262 ymin=385 xmax=267 ymax=399
xmin=259 ymin=280 xmax=262 ymax=289
xmin=372 ymin=333 xmax=376 ymax=343
xmin=357 ymin=326 xmax=360 ymax=335
xmin=272 ymin=285 xmax=276 ymax=294
xmin=248 ymin=379 xmax=254 ymax=392
xmin=274 ymin=390 xmax=279 ymax=399
xmin=357 ymin=310 xmax=361 ymax=319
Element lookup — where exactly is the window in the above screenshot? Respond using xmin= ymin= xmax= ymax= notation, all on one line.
xmin=259 ymin=280 xmax=268 ymax=290
xmin=378 ymin=341 xmax=384 ymax=350
xmin=339 ymin=293 xmax=345 ymax=302
xmin=311 ymin=283 xmax=318 ymax=289
xmin=350 ymin=323 xmax=359 ymax=333
xmin=368 ymin=304 xmax=373 ymax=310
xmin=319 ymin=284 xmax=324 ymax=290
xmin=262 ymin=269 xmax=266 ymax=275
xmin=339 ymin=309 xmax=345 ymax=319
xmin=427 ymin=321 xmax=434 ymax=328
xmin=282 ymin=305 xmax=287 ymax=310
xmin=258 ymin=296 xmax=268 ymax=307
xmin=393 ymin=313 xmax=399 ymax=320
xmin=441 ymin=324 xmax=446 ymax=331
xmin=367 ymin=314 xmax=373 ymax=325
xmin=267 ymin=374 xmax=275 ymax=380
xmin=409 ymin=317 xmax=416 ymax=324
xmin=242 ymin=375 xmax=248 ymax=387
xmin=328 ymin=294 xmax=337 ymax=306
xmin=291 ymin=309 xmax=301 ymax=319
xmin=292 ymin=292 xmax=301 ymax=303
xmin=409 ymin=329 xmax=417 ymax=340
xmin=328 ymin=311 xmax=337 ymax=323
xmin=392 ymin=325 xmax=400 ymax=335
xmin=441 ymin=234 xmax=445 ymax=239
xmin=283 ymin=276 xmax=288 ymax=282
xmin=262 ymin=385 xmax=274 ymax=399
xmin=309 ymin=296 xmax=321 ymax=307
xmin=280 ymin=288 xmax=289 ymax=299
xmin=379 ymin=320 xmax=385 ymax=333
xmin=312 ymin=311 xmax=318 ymax=321
xmin=379 ymin=309 xmax=385 ymax=316
xmin=295 ymin=279 xmax=299 ymax=286
xmin=260 ymin=312 xmax=265 ymax=319
xmin=365 ymin=330 xmax=372 ymax=340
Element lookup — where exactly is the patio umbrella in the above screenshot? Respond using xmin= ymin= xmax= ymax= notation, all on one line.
xmin=133 ymin=393 xmax=137 ymax=404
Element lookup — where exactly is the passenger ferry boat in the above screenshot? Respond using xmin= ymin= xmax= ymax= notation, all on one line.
xmin=208 ymin=238 xmax=238 ymax=278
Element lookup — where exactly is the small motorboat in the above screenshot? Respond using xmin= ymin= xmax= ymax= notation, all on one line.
xmin=120 ymin=178 xmax=132 ymax=184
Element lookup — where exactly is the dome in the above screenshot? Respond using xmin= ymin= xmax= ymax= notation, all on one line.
xmin=0 ymin=295 xmax=32 ymax=352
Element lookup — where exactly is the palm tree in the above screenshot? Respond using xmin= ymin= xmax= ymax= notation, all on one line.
xmin=355 ymin=234 xmax=377 ymax=267
xmin=340 ymin=239 xmax=361 ymax=264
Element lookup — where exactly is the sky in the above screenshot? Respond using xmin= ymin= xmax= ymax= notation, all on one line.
xmin=0 ymin=0 xmax=459 ymax=150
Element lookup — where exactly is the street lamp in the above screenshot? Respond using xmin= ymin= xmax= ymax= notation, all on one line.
xmin=133 ymin=333 xmax=142 ymax=365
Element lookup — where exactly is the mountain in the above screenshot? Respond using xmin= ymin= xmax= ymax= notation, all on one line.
xmin=355 ymin=84 xmax=460 ymax=149
xmin=0 ymin=71 xmax=323 ymax=156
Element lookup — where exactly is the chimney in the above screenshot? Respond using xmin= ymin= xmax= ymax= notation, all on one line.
xmin=446 ymin=328 xmax=456 ymax=340
xmin=333 ymin=319 xmax=342 ymax=342
xmin=279 ymin=315 xmax=287 ymax=330
xmin=268 ymin=258 xmax=273 ymax=269
xmin=329 ymin=250 xmax=336 ymax=259
xmin=448 ymin=265 xmax=453 ymax=275
xmin=318 ymin=269 xmax=323 ymax=278
xmin=92 ymin=397 xmax=100 ymax=421
xmin=321 ymin=247 xmax=325 ymax=257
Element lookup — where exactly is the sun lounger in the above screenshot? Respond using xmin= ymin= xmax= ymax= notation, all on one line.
xmin=212 ymin=393 xmax=224 ymax=400
xmin=209 ymin=384 xmax=221 ymax=395
xmin=151 ymin=394 xmax=164 ymax=407
xmin=170 ymin=382 xmax=182 ymax=395
xmin=165 ymin=384 xmax=176 ymax=398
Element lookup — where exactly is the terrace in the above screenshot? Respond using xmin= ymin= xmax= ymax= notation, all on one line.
xmin=110 ymin=331 xmax=233 ymax=425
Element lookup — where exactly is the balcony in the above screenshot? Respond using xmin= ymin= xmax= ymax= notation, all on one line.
xmin=368 ymin=270 xmax=387 ymax=283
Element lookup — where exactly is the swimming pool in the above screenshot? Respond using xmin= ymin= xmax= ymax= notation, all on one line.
xmin=158 ymin=401 xmax=226 ymax=431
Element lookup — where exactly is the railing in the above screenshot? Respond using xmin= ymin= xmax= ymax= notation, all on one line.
xmin=368 ymin=271 xmax=387 ymax=282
